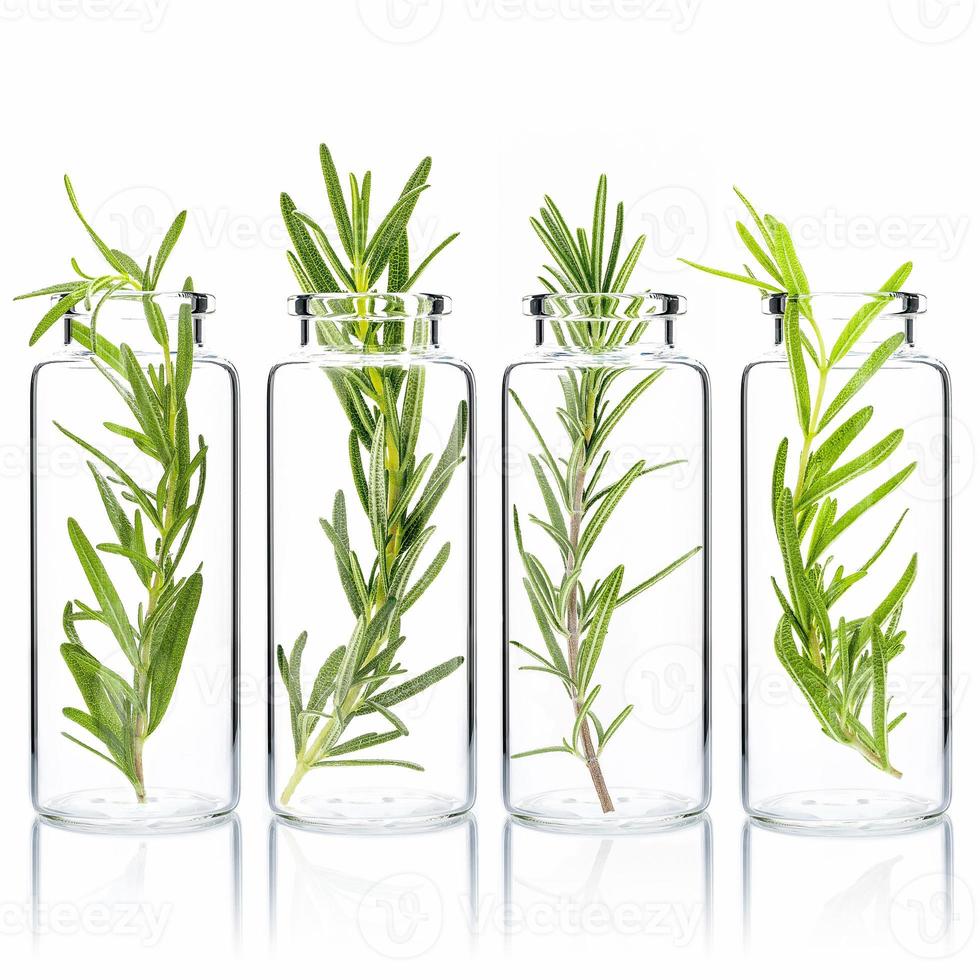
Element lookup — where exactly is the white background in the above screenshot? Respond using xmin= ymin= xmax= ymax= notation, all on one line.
xmin=1 ymin=0 xmax=978 ymax=974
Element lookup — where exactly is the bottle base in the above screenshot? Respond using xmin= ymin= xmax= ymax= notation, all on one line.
xmin=36 ymin=788 xmax=234 ymax=833
xmin=746 ymin=788 xmax=947 ymax=833
xmin=508 ymin=786 xmax=706 ymax=834
xmin=273 ymin=787 xmax=472 ymax=832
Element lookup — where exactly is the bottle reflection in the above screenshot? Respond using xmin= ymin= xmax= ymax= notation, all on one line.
xmin=31 ymin=814 xmax=241 ymax=954
xmin=269 ymin=813 xmax=478 ymax=960
xmin=742 ymin=815 xmax=966 ymax=955
xmin=503 ymin=815 xmax=713 ymax=952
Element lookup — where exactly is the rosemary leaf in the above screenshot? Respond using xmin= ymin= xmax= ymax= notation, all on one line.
xmin=510 ymin=179 xmax=704 ymax=813
xmin=683 ymin=189 xmax=917 ymax=775
xmin=18 ymin=178 xmax=207 ymax=801
xmin=276 ymin=147 xmax=463 ymax=801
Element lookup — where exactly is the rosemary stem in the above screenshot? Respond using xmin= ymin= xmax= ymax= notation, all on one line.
xmin=279 ymin=660 xmax=378 ymax=805
xmin=130 ymin=343 xmax=181 ymax=804
xmin=280 ymin=557 xmax=399 ymax=803
xmin=788 ymin=326 xmax=904 ymax=763
xmin=276 ymin=152 xmax=464 ymax=806
xmin=279 ymin=368 xmax=401 ymax=806
xmin=566 ymin=376 xmax=614 ymax=813
xmin=133 ymin=736 xmax=147 ymax=803
xmin=281 ymin=723 xmax=332 ymax=806
xmin=280 ymin=759 xmax=310 ymax=805
xmin=792 ymin=352 xmax=829 ymax=501
xmin=684 ymin=199 xmax=917 ymax=779
xmin=793 ymin=354 xmax=829 ymax=671
xmin=847 ymin=732 xmax=903 ymax=778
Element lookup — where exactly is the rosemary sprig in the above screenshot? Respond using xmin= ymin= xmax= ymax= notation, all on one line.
xmin=276 ymin=145 xmax=465 ymax=805
xmin=19 ymin=177 xmax=205 ymax=802
xmin=510 ymin=177 xmax=702 ymax=813
xmin=682 ymin=188 xmax=916 ymax=776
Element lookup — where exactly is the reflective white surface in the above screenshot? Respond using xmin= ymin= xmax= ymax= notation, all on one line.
xmin=503 ymin=815 xmax=713 ymax=952
xmin=742 ymin=815 xmax=970 ymax=957
xmin=29 ymin=815 xmax=241 ymax=956
xmin=268 ymin=813 xmax=478 ymax=961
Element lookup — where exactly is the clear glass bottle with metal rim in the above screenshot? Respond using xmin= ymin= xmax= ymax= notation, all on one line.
xmin=268 ymin=292 xmax=475 ymax=828
xmin=31 ymin=292 xmax=240 ymax=829
xmin=742 ymin=291 xmax=950 ymax=829
xmin=503 ymin=292 xmax=710 ymax=830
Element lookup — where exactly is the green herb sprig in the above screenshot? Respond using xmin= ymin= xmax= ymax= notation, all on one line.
xmin=276 ymin=146 xmax=466 ymax=805
xmin=682 ymin=188 xmax=916 ymax=776
xmin=510 ymin=177 xmax=702 ymax=813
xmin=19 ymin=178 xmax=205 ymax=801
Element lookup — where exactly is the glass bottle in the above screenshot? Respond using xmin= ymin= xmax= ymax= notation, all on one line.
xmin=503 ymin=292 xmax=710 ymax=829
xmin=268 ymin=292 xmax=475 ymax=827
xmin=742 ymin=291 xmax=950 ymax=828
xmin=31 ymin=292 xmax=240 ymax=829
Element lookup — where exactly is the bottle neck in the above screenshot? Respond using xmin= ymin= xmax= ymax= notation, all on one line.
xmin=61 ymin=291 xmax=213 ymax=350
xmin=299 ymin=314 xmax=440 ymax=352
xmin=533 ymin=316 xmax=678 ymax=351
xmin=290 ymin=292 xmax=447 ymax=353
xmin=65 ymin=312 xmax=209 ymax=348
xmin=770 ymin=314 xmax=916 ymax=351
xmin=765 ymin=291 xmax=924 ymax=355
